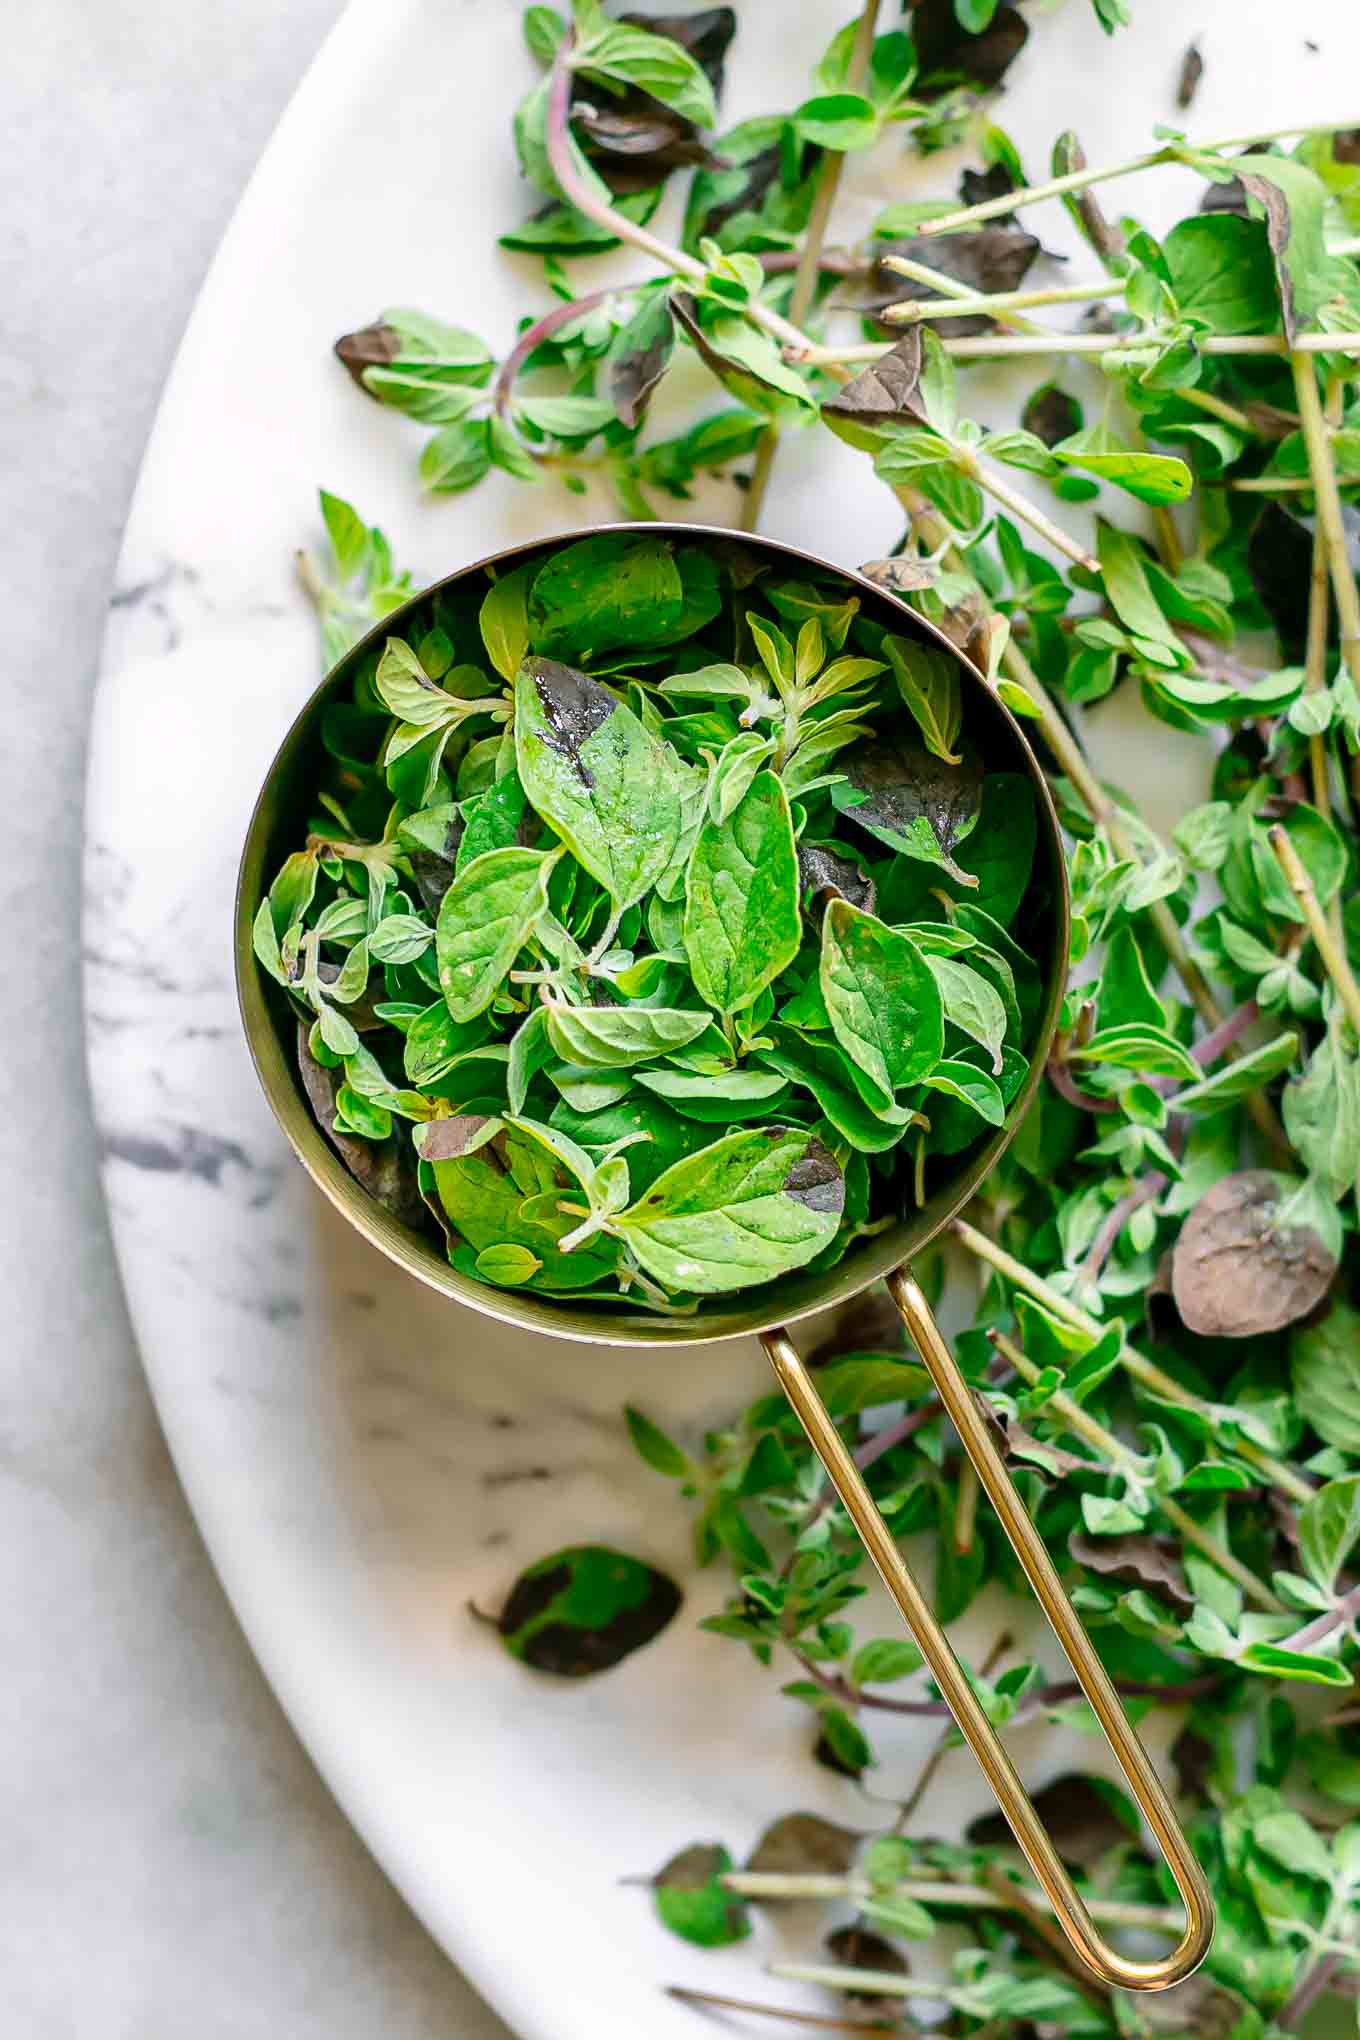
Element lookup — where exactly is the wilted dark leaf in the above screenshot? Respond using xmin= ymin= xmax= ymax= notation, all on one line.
xmin=907 ymin=0 xmax=1029 ymax=92
xmin=858 ymin=554 xmax=942 ymax=594
xmin=621 ymin=7 xmax=735 ymax=80
xmin=407 ymin=852 xmax=456 ymax=917
xmin=572 ymin=8 xmax=736 ymax=193
xmin=862 ymin=229 xmax=1039 ymax=336
xmin=295 ymin=1022 xmax=427 ymax=1230
xmin=573 ymin=98 xmax=716 ymax=186
xmin=823 ymin=332 xmax=929 ymax=441
xmin=1069 ymin=1529 xmax=1194 ymax=1612
xmin=1051 ymin=131 xmax=1127 ymax=265
xmin=497 ymin=1543 xmax=682 ymax=1675
xmin=825 ymin=1924 xmax=909 ymax=2006
xmin=417 ymin=1113 xmax=498 ymax=1163
xmin=653 ymin=1841 xmax=751 ymax=1947
xmin=334 ymin=319 xmax=401 ymax=391
xmin=1172 ymin=1170 xmax=1339 ymax=1338
xmin=808 ymin=1283 xmax=908 ymax=1364
xmin=402 ymin=806 xmax=465 ymax=915
xmin=1176 ymin=41 xmax=1204 ymax=110
xmin=983 ymin=1402 xmax=1084 ymax=1478
xmin=959 ymin=159 xmax=1018 ymax=214
xmin=746 ymin=1812 xmax=864 ymax=1880
xmin=609 ymin=289 xmax=677 ymax=428
xmin=832 ymin=735 xmax=983 ymax=885
xmin=1170 ymin=1721 xmax=1216 ymax=1802
xmin=315 ymin=957 xmax=385 ymax=1032
xmin=967 ymin=1774 xmax=1140 ymax=1864
xmin=1246 ymin=501 xmax=1319 ymax=661
xmin=686 ymin=135 xmax=815 ymax=249
xmin=1199 ymin=173 xmax=1249 ymax=218
xmin=1022 ymin=383 xmax=1083 ymax=448
xmin=927 ymin=589 xmax=989 ymax=671
xmin=670 ymin=293 xmax=816 ymax=419
xmin=1227 ymin=158 xmax=1329 ymax=344
xmin=798 ymin=843 xmax=877 ymax=920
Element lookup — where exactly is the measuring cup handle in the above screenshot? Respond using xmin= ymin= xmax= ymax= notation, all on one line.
xmin=760 ymin=1262 xmax=1213 ymax=1993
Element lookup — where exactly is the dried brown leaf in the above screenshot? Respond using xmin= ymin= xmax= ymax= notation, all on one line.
xmin=807 ymin=1284 xmax=907 ymax=1365
xmin=295 ymin=1022 xmax=427 ymax=1231
xmin=1176 ymin=42 xmax=1204 ymax=111
xmin=967 ymin=1774 xmax=1138 ymax=1865
xmin=1022 ymin=383 xmax=1083 ymax=449
xmin=1171 ymin=1170 xmax=1338 ymax=1338
xmin=864 ymin=229 xmax=1040 ymax=336
xmin=858 ymin=555 xmax=941 ymax=595
xmin=907 ymin=0 xmax=1028 ymax=92
xmin=334 ymin=319 xmax=401 ymax=391
xmin=746 ymin=1812 xmax=864 ymax=1881
xmin=824 ymin=1924 xmax=909 ymax=2007
xmin=798 ymin=843 xmax=877 ymax=921
xmin=1069 ymin=1529 xmax=1195 ymax=1613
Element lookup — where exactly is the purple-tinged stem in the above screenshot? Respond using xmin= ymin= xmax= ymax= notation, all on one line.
xmin=1047 ymin=1058 xmax=1119 ymax=1114
xmin=1277 ymin=1583 xmax=1360 ymax=1657
xmin=492 ymin=285 xmax=627 ymax=420
xmin=1280 ymin=1953 xmax=1344 ymax=2030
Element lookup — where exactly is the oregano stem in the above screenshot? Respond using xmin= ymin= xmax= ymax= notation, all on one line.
xmin=1181 ymin=386 xmax=1261 ymax=434
xmin=1304 ymin=511 xmax=1333 ymax=823
xmin=1004 ymin=629 xmax=1289 ymax=1154
xmin=769 ymin=1965 xmax=953 ymax=2002
xmin=882 ymin=274 xmax=1120 ymax=326
xmin=791 ymin=330 xmax=1360 ymax=366
xmin=1269 ymin=825 xmax=1360 ymax=1035
xmin=895 ymin=1630 xmax=1013 ymax=1827
xmin=989 ymin=1331 xmax=1284 ymax=1612
xmin=1291 ymin=353 xmax=1360 ymax=692
xmin=545 ymin=36 xmax=836 ymax=370
xmin=954 ymin=1458 xmax=980 ymax=1553
xmin=662 ymin=1986 xmax=903 ymax=2035
xmin=1231 ymin=472 xmax=1360 ymax=493
xmin=959 ymin=451 xmax=1099 ymax=571
xmin=952 ymin=1217 xmax=1317 ymax=1505
xmin=741 ymin=0 xmax=881 ymax=530
xmin=492 ymin=284 xmax=629 ymax=420
xmin=545 ymin=43 xmax=704 ymax=284
xmin=726 ymin=1873 xmax=1186 ymax=1932
xmin=1000 ymin=637 xmax=1253 ymax=1064
xmin=894 ymin=496 xmax=1284 ymax=1144
xmin=914 ymin=119 xmax=1360 ymax=238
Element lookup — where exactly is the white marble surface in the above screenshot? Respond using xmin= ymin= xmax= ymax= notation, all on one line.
xmin=19 ymin=2 xmax=1360 ymax=2037
xmin=3 ymin=7 xmax=510 ymax=2034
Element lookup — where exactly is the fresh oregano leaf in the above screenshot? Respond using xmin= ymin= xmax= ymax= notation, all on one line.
xmin=435 ymin=845 xmax=559 ymax=1022
xmin=616 ymin=1126 xmax=844 ymax=1293
xmin=820 ymin=901 xmax=945 ymax=1096
xmin=515 ymin=656 xmax=682 ymax=910
xmin=1172 ymin=1170 xmax=1341 ymax=1338
xmin=684 ymin=770 xmax=801 ymax=1017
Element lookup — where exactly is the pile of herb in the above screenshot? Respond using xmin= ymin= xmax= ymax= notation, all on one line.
xmin=256 ymin=526 xmax=1045 ymax=1310
xmin=276 ymin=0 xmax=1360 ymax=2027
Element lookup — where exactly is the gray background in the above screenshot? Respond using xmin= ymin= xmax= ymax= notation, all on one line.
xmin=2 ymin=7 xmax=509 ymax=2033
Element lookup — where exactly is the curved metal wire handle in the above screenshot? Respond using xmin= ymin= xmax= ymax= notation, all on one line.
xmin=761 ymin=1263 xmax=1214 ymax=1992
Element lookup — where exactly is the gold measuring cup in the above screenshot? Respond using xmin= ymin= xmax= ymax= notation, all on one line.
xmin=237 ymin=523 xmax=1212 ymax=1989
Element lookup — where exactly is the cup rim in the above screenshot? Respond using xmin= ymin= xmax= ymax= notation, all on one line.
xmin=235 ymin=519 xmax=1070 ymax=1347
